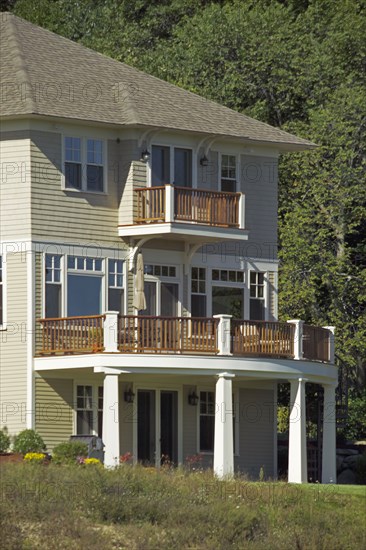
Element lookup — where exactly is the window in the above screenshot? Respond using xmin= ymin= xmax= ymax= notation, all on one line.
xmin=212 ymin=269 xmax=244 ymax=283
xmin=212 ymin=287 xmax=244 ymax=319
xmin=200 ymin=391 xmax=215 ymax=452
xmin=144 ymin=264 xmax=176 ymax=278
xmin=108 ymin=259 xmax=124 ymax=314
xmin=0 ymin=256 xmax=3 ymax=325
xmin=152 ymin=145 xmax=170 ymax=186
xmin=45 ymin=254 xmax=62 ymax=318
xmin=140 ymin=265 xmax=179 ymax=317
xmin=67 ymin=256 xmax=103 ymax=316
xmin=151 ymin=145 xmax=193 ymax=187
xmin=98 ymin=386 xmax=103 ymax=437
xmin=191 ymin=267 xmax=206 ymax=317
xmin=64 ymin=137 xmax=104 ymax=192
xmin=174 ymin=148 xmax=192 ymax=187
xmin=221 ymin=154 xmax=236 ymax=192
xmin=76 ymin=385 xmax=94 ymax=434
xmin=250 ymin=271 xmax=265 ymax=320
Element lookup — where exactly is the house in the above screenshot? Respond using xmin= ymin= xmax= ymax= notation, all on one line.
xmin=0 ymin=13 xmax=338 ymax=482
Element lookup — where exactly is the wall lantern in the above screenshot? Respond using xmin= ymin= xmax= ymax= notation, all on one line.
xmin=124 ymin=388 xmax=135 ymax=404
xmin=140 ymin=149 xmax=150 ymax=162
xmin=188 ymin=390 xmax=199 ymax=406
xmin=200 ymin=154 xmax=209 ymax=167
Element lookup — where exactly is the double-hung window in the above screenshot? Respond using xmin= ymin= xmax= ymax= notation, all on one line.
xmin=64 ymin=137 xmax=105 ymax=192
xmin=249 ymin=271 xmax=265 ymax=320
xmin=221 ymin=154 xmax=236 ymax=192
xmin=108 ymin=259 xmax=124 ymax=314
xmin=191 ymin=267 xmax=206 ymax=317
xmin=76 ymin=385 xmax=94 ymax=435
xmin=45 ymin=254 xmax=62 ymax=318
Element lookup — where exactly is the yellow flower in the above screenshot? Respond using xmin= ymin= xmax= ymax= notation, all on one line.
xmin=84 ymin=458 xmax=101 ymax=465
xmin=24 ymin=452 xmax=46 ymax=462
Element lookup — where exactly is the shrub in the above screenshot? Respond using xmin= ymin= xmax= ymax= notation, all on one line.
xmin=52 ymin=441 xmax=88 ymax=464
xmin=13 ymin=429 xmax=46 ymax=455
xmin=355 ymin=453 xmax=366 ymax=484
xmin=0 ymin=428 xmax=11 ymax=453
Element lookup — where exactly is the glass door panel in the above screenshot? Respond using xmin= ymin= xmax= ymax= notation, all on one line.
xmin=212 ymin=286 xmax=244 ymax=319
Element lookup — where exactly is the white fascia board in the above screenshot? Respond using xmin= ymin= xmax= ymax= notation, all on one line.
xmin=34 ymin=354 xmax=338 ymax=384
xmin=118 ymin=223 xmax=249 ymax=242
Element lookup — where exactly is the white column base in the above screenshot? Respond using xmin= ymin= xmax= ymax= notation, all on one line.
xmin=322 ymin=383 xmax=337 ymax=483
xmin=214 ymin=372 xmax=235 ymax=479
xmin=288 ymin=378 xmax=307 ymax=483
xmin=102 ymin=374 xmax=120 ymax=467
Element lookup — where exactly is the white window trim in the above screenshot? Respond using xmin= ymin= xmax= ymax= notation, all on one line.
xmin=148 ymin=143 xmax=196 ymax=189
xmin=61 ymin=135 xmax=108 ymax=194
xmin=143 ymin=264 xmax=182 ymax=317
xmin=248 ymin=270 xmax=268 ymax=321
xmin=0 ymin=253 xmax=6 ymax=330
xmin=106 ymin=257 xmax=127 ymax=315
xmin=66 ymin=256 xmax=105 ymax=316
xmin=73 ymin=381 xmax=103 ymax=436
xmin=196 ymin=387 xmax=239 ymax=456
xmin=218 ymin=153 xmax=238 ymax=192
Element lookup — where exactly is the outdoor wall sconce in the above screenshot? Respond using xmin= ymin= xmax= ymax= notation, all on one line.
xmin=188 ymin=390 xmax=199 ymax=406
xmin=124 ymin=388 xmax=135 ymax=404
xmin=200 ymin=154 xmax=209 ymax=167
xmin=140 ymin=149 xmax=150 ymax=162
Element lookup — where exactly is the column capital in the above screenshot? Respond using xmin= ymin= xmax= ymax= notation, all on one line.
xmin=216 ymin=372 xmax=235 ymax=379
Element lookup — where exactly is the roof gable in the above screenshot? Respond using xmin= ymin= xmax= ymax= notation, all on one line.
xmin=0 ymin=13 xmax=315 ymax=150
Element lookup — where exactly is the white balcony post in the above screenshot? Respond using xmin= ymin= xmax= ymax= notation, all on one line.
xmin=238 ymin=193 xmax=245 ymax=229
xmin=214 ymin=372 xmax=235 ymax=478
xmin=288 ymin=378 xmax=308 ymax=483
xmin=323 ymin=326 xmax=335 ymax=363
xmin=213 ymin=314 xmax=232 ymax=356
xmin=165 ymin=184 xmax=174 ymax=223
xmin=102 ymin=373 xmax=120 ymax=467
xmin=287 ymin=319 xmax=304 ymax=360
xmin=322 ymin=383 xmax=337 ymax=484
xmin=103 ymin=311 xmax=119 ymax=353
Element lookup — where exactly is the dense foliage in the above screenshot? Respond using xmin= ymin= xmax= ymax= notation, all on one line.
xmin=5 ymin=1 xmax=366 ymax=392
xmin=0 ymin=428 xmax=11 ymax=453
xmin=52 ymin=441 xmax=88 ymax=464
xmin=12 ymin=429 xmax=46 ymax=455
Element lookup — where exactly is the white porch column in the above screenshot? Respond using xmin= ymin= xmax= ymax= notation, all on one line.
xmin=288 ymin=378 xmax=308 ymax=483
xmin=165 ymin=184 xmax=174 ymax=223
xmin=238 ymin=193 xmax=245 ymax=229
xmin=322 ymin=383 xmax=337 ymax=483
xmin=102 ymin=374 xmax=120 ymax=467
xmin=323 ymin=326 xmax=335 ymax=363
xmin=103 ymin=311 xmax=119 ymax=353
xmin=213 ymin=314 xmax=232 ymax=356
xmin=287 ymin=319 xmax=304 ymax=360
xmin=214 ymin=372 xmax=235 ymax=478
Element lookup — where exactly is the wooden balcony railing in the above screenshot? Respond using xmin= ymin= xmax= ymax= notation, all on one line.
xmin=303 ymin=325 xmax=330 ymax=362
xmin=38 ymin=315 xmax=104 ymax=354
xmin=174 ymin=187 xmax=240 ymax=227
xmin=231 ymin=320 xmax=295 ymax=358
xmin=135 ymin=185 xmax=241 ymax=227
xmin=36 ymin=315 xmax=332 ymax=363
xmin=118 ymin=315 xmax=218 ymax=354
xmin=136 ymin=186 xmax=165 ymax=223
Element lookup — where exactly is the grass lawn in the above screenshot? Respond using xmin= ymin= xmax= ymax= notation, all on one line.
xmin=1 ymin=463 xmax=365 ymax=549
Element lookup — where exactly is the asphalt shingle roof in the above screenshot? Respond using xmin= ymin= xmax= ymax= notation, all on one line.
xmin=0 ymin=13 xmax=315 ymax=150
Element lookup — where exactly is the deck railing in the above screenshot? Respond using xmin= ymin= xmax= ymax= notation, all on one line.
xmin=135 ymin=185 xmax=241 ymax=227
xmin=36 ymin=315 xmax=332 ymax=363
xmin=118 ymin=315 xmax=218 ymax=354
xmin=303 ymin=325 xmax=330 ymax=362
xmin=38 ymin=315 xmax=104 ymax=354
xmin=136 ymin=186 xmax=165 ymax=223
xmin=231 ymin=320 xmax=295 ymax=358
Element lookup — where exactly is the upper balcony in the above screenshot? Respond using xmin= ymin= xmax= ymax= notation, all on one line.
xmin=118 ymin=184 xmax=249 ymax=243
xmin=35 ymin=314 xmax=334 ymax=365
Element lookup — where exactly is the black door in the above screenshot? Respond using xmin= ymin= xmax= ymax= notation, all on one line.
xmin=137 ymin=390 xmax=156 ymax=464
xmin=160 ymin=391 xmax=178 ymax=465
